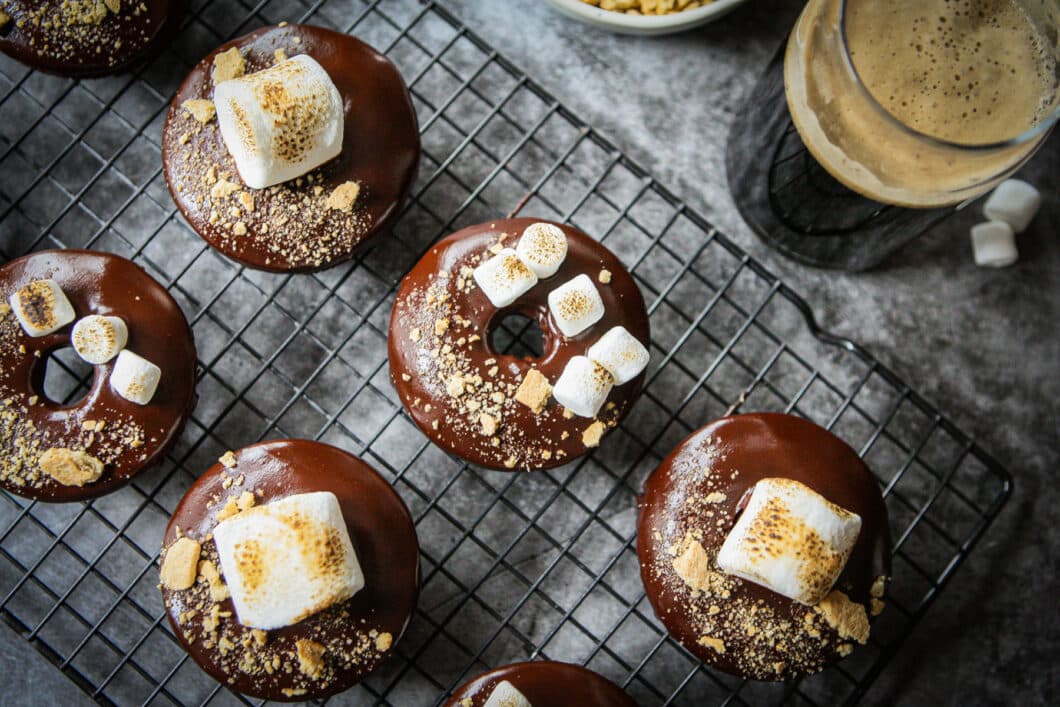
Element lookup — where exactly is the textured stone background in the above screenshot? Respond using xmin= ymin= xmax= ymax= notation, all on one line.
xmin=2 ymin=1 xmax=1055 ymax=705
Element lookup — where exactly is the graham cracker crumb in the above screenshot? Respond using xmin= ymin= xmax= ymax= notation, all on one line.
xmin=160 ymin=537 xmax=201 ymax=590
xmin=211 ymin=47 xmax=246 ymax=84
xmin=325 ymin=181 xmax=361 ymax=213
xmin=698 ymin=635 xmax=726 ymax=653
xmin=251 ymin=628 xmax=268 ymax=647
xmin=274 ymin=48 xmax=287 ymax=63
xmin=38 ymin=448 xmax=104 ymax=486
xmin=479 ymin=414 xmax=498 ymax=436
xmin=672 ymin=536 xmax=715 ymax=593
xmin=211 ymin=178 xmax=240 ymax=200
xmin=514 ymin=369 xmax=551 ymax=413
xmin=705 ymin=491 xmax=726 ymax=503
xmin=182 ymin=99 xmax=216 ymax=124
xmin=814 ymin=590 xmax=870 ymax=644
xmin=219 ymin=451 xmax=237 ymax=469
xmin=282 ymin=688 xmax=307 ymax=697
xmin=598 ymin=269 xmax=612 ymax=284
xmin=296 ymin=638 xmax=326 ymax=678
xmin=198 ymin=559 xmax=230 ymax=602
xmin=374 ymin=632 xmax=393 ymax=652
xmin=581 ymin=420 xmax=606 ymax=448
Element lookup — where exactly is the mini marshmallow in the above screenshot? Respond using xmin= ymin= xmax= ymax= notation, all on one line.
xmin=8 ymin=279 xmax=75 ymax=337
xmin=72 ymin=315 xmax=128 ymax=364
xmin=473 ymin=248 xmax=539 ymax=308
xmin=970 ymin=221 xmax=1019 ymax=268
xmin=213 ymin=491 xmax=364 ymax=630
xmin=516 ymin=222 xmax=568 ymax=278
xmin=587 ymin=325 xmax=649 ymax=385
xmin=552 ymin=355 xmax=614 ymax=418
xmin=548 ymin=274 xmax=605 ymax=338
xmin=214 ymin=54 xmax=344 ymax=189
xmin=109 ymin=349 xmax=161 ymax=405
xmin=484 ymin=680 xmax=532 ymax=707
xmin=717 ymin=478 xmax=861 ymax=605
xmin=983 ymin=179 xmax=1041 ymax=233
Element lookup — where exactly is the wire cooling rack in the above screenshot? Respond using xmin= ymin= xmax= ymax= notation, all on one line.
xmin=0 ymin=1 xmax=1012 ymax=705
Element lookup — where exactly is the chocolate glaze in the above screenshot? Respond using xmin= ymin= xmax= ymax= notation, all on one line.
xmin=162 ymin=24 xmax=420 ymax=272
xmin=637 ymin=413 xmax=891 ymax=680
xmin=388 ymin=218 xmax=650 ymax=471
xmin=0 ymin=250 xmax=197 ymax=502
xmin=161 ymin=439 xmax=420 ymax=702
xmin=0 ymin=0 xmax=185 ymax=78
xmin=442 ymin=661 xmax=636 ymax=707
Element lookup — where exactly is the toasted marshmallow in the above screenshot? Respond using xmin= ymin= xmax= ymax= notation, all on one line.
xmin=516 ymin=222 xmax=568 ymax=278
xmin=717 ymin=478 xmax=862 ymax=605
xmin=8 ymin=279 xmax=75 ymax=337
xmin=213 ymin=491 xmax=364 ymax=630
xmin=214 ymin=54 xmax=344 ymax=189
xmin=72 ymin=315 xmax=128 ymax=364
xmin=970 ymin=221 xmax=1018 ymax=268
xmin=473 ymin=248 xmax=539 ymax=308
xmin=109 ymin=349 xmax=161 ymax=405
xmin=548 ymin=274 xmax=605 ymax=338
xmin=587 ymin=325 xmax=649 ymax=385
xmin=484 ymin=680 xmax=532 ymax=707
xmin=553 ymin=355 xmax=614 ymax=418
xmin=983 ymin=179 xmax=1041 ymax=234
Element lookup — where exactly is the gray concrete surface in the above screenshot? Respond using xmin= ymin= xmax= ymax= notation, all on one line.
xmin=447 ymin=2 xmax=1058 ymax=706
xmin=0 ymin=1 xmax=1055 ymax=705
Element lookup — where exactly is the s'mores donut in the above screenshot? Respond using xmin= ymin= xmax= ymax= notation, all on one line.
xmin=160 ymin=439 xmax=420 ymax=701
xmin=637 ymin=413 xmax=891 ymax=680
xmin=162 ymin=23 xmax=420 ymax=272
xmin=0 ymin=250 xmax=196 ymax=502
xmin=388 ymin=218 xmax=651 ymax=471
xmin=0 ymin=0 xmax=185 ymax=77
xmin=443 ymin=661 xmax=636 ymax=707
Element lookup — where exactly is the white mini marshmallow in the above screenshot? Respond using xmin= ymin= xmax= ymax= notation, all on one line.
xmin=587 ymin=326 xmax=649 ymax=385
xmin=484 ymin=680 xmax=532 ymax=707
xmin=214 ymin=54 xmax=344 ymax=189
xmin=473 ymin=248 xmax=539 ymax=308
xmin=516 ymin=222 xmax=568 ymax=278
xmin=553 ymin=355 xmax=614 ymax=418
xmin=983 ymin=179 xmax=1041 ymax=233
xmin=8 ymin=279 xmax=75 ymax=337
xmin=717 ymin=478 xmax=862 ymax=605
xmin=213 ymin=491 xmax=364 ymax=630
xmin=109 ymin=349 xmax=161 ymax=405
xmin=72 ymin=315 xmax=128 ymax=364
xmin=970 ymin=221 xmax=1019 ymax=268
xmin=548 ymin=274 xmax=605 ymax=338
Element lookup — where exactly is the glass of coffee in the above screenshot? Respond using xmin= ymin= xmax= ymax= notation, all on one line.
xmin=727 ymin=0 xmax=1059 ymax=270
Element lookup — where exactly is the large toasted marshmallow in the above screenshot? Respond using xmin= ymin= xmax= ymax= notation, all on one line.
xmin=214 ymin=54 xmax=344 ymax=189
xmin=109 ymin=349 xmax=161 ymax=405
xmin=212 ymin=491 xmax=364 ymax=630
xmin=516 ymin=222 xmax=567 ymax=278
xmin=8 ymin=279 xmax=76 ymax=337
xmin=587 ymin=325 xmax=649 ymax=385
xmin=717 ymin=478 xmax=862 ymax=605
xmin=473 ymin=248 xmax=539 ymax=308
xmin=484 ymin=680 xmax=532 ymax=707
xmin=553 ymin=355 xmax=614 ymax=419
xmin=548 ymin=274 xmax=604 ymax=338
xmin=72 ymin=315 xmax=128 ymax=364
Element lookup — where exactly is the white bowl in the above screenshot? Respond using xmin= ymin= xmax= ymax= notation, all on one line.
xmin=544 ymin=0 xmax=751 ymax=36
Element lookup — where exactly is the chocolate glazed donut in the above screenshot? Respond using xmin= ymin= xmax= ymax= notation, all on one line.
xmin=0 ymin=250 xmax=197 ymax=502
xmin=162 ymin=24 xmax=420 ymax=272
xmin=637 ymin=413 xmax=891 ymax=680
xmin=389 ymin=218 xmax=650 ymax=471
xmin=443 ymin=661 xmax=637 ymax=707
xmin=0 ymin=0 xmax=186 ymax=78
xmin=161 ymin=439 xmax=420 ymax=702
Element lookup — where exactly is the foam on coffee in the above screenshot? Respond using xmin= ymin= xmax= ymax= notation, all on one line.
xmin=846 ymin=0 xmax=1056 ymax=145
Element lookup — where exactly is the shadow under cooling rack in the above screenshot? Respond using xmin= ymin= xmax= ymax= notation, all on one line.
xmin=0 ymin=1 xmax=1011 ymax=705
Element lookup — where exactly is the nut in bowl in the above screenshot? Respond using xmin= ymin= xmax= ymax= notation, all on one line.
xmin=545 ymin=0 xmax=750 ymax=35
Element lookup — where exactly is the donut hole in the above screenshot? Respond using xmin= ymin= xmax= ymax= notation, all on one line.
xmin=39 ymin=347 xmax=94 ymax=406
xmin=490 ymin=313 xmax=545 ymax=359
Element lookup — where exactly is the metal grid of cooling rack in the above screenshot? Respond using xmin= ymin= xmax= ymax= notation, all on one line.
xmin=0 ymin=1 xmax=1011 ymax=705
